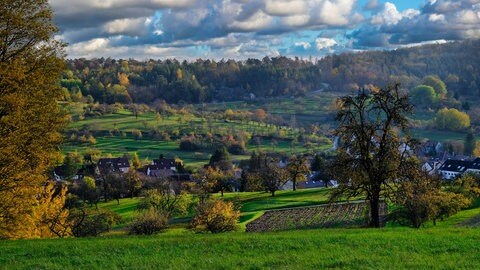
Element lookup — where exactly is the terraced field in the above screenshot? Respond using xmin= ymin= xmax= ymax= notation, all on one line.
xmin=246 ymin=201 xmax=387 ymax=232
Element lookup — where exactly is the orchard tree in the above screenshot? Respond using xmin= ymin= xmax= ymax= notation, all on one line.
xmin=0 ymin=0 xmax=67 ymax=239
xmin=261 ymin=158 xmax=288 ymax=197
xmin=330 ymin=84 xmax=413 ymax=228
xmin=286 ymin=155 xmax=309 ymax=191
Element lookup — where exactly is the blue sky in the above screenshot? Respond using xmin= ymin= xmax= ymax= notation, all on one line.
xmin=49 ymin=0 xmax=480 ymax=60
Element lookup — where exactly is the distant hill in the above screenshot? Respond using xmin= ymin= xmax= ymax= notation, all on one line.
xmin=317 ymin=40 xmax=480 ymax=95
xmin=62 ymin=40 xmax=480 ymax=104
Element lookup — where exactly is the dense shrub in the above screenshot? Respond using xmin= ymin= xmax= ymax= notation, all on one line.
xmin=228 ymin=142 xmax=246 ymax=155
xmin=70 ymin=209 xmax=122 ymax=237
xmin=129 ymin=208 xmax=169 ymax=235
xmin=179 ymin=137 xmax=201 ymax=151
xmin=191 ymin=199 xmax=240 ymax=233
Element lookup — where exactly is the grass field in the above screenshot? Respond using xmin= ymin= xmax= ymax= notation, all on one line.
xmin=63 ymin=95 xmax=469 ymax=171
xmin=2 ymin=189 xmax=480 ymax=269
xmin=64 ymin=106 xmax=331 ymax=168
xmin=96 ymin=188 xmax=333 ymax=231
xmin=2 ymin=227 xmax=480 ymax=269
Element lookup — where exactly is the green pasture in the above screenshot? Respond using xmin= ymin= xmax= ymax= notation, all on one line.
xmin=63 ymin=107 xmax=331 ymax=168
xmin=97 ymin=188 xmax=333 ymax=231
xmin=3 ymin=188 xmax=480 ymax=269
xmin=2 ymin=226 xmax=480 ymax=269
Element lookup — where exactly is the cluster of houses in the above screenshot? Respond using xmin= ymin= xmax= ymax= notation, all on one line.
xmin=54 ymin=139 xmax=478 ymax=192
xmin=54 ymin=155 xmax=192 ymax=183
xmin=435 ymin=158 xmax=480 ymax=180
xmin=419 ymin=140 xmax=480 ymax=180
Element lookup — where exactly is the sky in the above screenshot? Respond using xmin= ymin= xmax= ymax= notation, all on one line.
xmin=49 ymin=0 xmax=480 ymax=60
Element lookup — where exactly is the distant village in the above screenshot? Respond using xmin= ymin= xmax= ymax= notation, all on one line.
xmin=52 ymin=139 xmax=480 ymax=196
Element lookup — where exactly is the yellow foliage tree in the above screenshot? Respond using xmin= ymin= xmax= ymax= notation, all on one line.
xmin=435 ymin=108 xmax=470 ymax=131
xmin=0 ymin=0 xmax=67 ymax=239
xmin=474 ymin=142 xmax=480 ymax=157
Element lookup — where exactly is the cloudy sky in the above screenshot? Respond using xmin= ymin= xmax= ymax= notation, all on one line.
xmin=50 ymin=0 xmax=480 ymax=60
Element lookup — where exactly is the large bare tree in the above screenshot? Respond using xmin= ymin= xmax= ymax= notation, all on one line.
xmin=330 ymin=84 xmax=413 ymax=227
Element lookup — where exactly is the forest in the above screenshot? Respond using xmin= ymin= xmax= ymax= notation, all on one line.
xmin=60 ymin=40 xmax=480 ymax=105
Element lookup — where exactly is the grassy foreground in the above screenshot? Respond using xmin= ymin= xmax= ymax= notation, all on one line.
xmin=1 ymin=227 xmax=480 ymax=269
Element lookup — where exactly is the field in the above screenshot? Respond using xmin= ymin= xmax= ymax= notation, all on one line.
xmin=63 ymin=94 xmax=469 ymax=170
xmin=2 ymin=226 xmax=480 ymax=269
xmin=2 ymin=189 xmax=480 ymax=269
xmin=64 ymin=105 xmax=332 ymax=168
xmin=245 ymin=201 xmax=384 ymax=232
xmin=96 ymin=188 xmax=333 ymax=231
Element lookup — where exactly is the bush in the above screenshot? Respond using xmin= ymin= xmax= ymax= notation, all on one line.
xmin=191 ymin=199 xmax=240 ymax=233
xmin=132 ymin=129 xmax=143 ymax=140
xmin=179 ymin=138 xmax=201 ymax=151
xmin=70 ymin=209 xmax=122 ymax=237
xmin=129 ymin=208 xmax=169 ymax=235
xmin=228 ymin=142 xmax=246 ymax=155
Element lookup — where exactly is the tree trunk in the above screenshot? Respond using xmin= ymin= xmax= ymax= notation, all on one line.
xmin=369 ymin=195 xmax=381 ymax=228
xmin=292 ymin=179 xmax=297 ymax=191
xmin=221 ymin=189 xmax=224 ymax=197
xmin=271 ymin=190 xmax=275 ymax=197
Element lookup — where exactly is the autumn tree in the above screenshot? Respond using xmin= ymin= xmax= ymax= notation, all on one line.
xmin=0 ymin=0 xmax=67 ymax=239
xmin=137 ymin=179 xmax=190 ymax=219
xmin=191 ymin=198 xmax=240 ymax=233
xmin=330 ymin=84 xmax=413 ymax=228
xmin=286 ymin=155 xmax=309 ymax=191
xmin=125 ymin=169 xmax=144 ymax=199
xmin=435 ymin=108 xmax=470 ymax=131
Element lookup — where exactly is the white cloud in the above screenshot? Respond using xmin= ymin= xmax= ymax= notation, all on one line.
xmin=295 ymin=41 xmax=312 ymax=49
xmin=428 ymin=14 xmax=445 ymax=22
xmin=371 ymin=3 xmax=420 ymax=25
xmin=264 ymin=0 xmax=308 ymax=16
xmin=104 ymin=17 xmax=151 ymax=36
xmin=315 ymin=37 xmax=337 ymax=50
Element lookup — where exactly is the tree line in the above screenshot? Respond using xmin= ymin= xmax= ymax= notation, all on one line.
xmin=60 ymin=40 xmax=480 ymax=105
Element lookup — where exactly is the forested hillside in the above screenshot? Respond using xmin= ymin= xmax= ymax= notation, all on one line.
xmin=61 ymin=40 xmax=480 ymax=105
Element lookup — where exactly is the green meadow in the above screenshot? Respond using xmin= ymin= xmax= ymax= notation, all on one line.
xmin=63 ymin=106 xmax=332 ymax=168
xmin=2 ymin=189 xmax=480 ymax=269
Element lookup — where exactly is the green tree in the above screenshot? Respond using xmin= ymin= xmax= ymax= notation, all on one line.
xmin=331 ymin=84 xmax=413 ymax=228
xmin=422 ymin=75 xmax=447 ymax=98
xmin=464 ymin=130 xmax=477 ymax=157
xmin=60 ymin=152 xmax=83 ymax=180
xmin=410 ymin=85 xmax=437 ymax=108
xmin=261 ymin=158 xmax=288 ymax=197
xmin=0 ymin=0 xmax=67 ymax=239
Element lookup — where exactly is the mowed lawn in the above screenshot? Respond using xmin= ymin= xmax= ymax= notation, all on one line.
xmin=2 ymin=227 xmax=480 ymax=269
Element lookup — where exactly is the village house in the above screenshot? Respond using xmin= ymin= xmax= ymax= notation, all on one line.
xmin=145 ymin=155 xmax=178 ymax=177
xmin=466 ymin=158 xmax=480 ymax=175
xmin=96 ymin=157 xmax=130 ymax=175
xmin=438 ymin=159 xmax=471 ymax=180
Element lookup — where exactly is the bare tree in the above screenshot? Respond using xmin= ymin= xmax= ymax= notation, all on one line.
xmin=330 ymin=84 xmax=413 ymax=227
